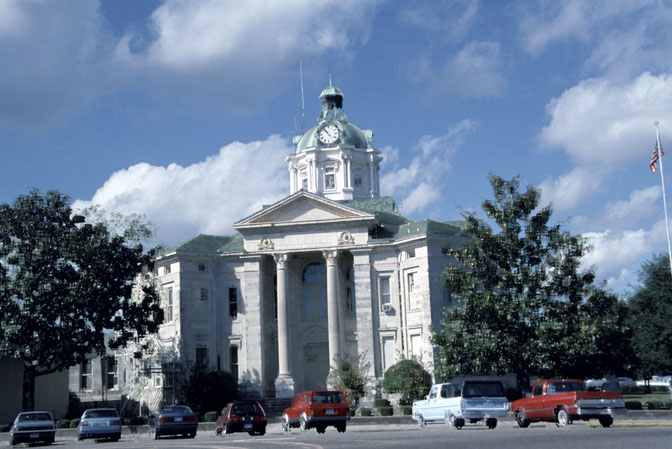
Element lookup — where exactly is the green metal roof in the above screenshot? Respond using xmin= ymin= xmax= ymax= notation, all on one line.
xmin=162 ymin=233 xmax=243 ymax=254
xmin=393 ymin=219 xmax=466 ymax=240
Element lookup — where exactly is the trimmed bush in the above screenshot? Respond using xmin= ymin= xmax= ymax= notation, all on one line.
xmin=56 ymin=419 xmax=71 ymax=429
xmin=378 ymin=406 xmax=393 ymax=416
xmin=625 ymin=401 xmax=643 ymax=410
xmin=203 ymin=411 xmax=218 ymax=422
xmin=382 ymin=359 xmax=432 ymax=405
xmin=360 ymin=408 xmax=372 ymax=416
xmin=70 ymin=419 xmax=80 ymax=428
xmin=399 ymin=406 xmax=412 ymax=415
xmin=0 ymin=424 xmax=10 ymax=433
xmin=645 ymin=401 xmax=664 ymax=410
xmin=373 ymin=398 xmax=390 ymax=408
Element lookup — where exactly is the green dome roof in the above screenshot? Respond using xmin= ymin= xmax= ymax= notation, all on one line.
xmin=295 ymin=121 xmax=371 ymax=154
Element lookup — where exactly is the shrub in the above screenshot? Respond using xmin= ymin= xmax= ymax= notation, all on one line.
xmin=203 ymin=411 xmax=218 ymax=422
xmin=399 ymin=406 xmax=412 ymax=415
xmin=646 ymin=401 xmax=664 ymax=410
xmin=177 ymin=365 xmax=238 ymax=416
xmin=127 ymin=416 xmax=145 ymax=425
xmin=382 ymin=359 xmax=432 ymax=405
xmin=373 ymin=398 xmax=390 ymax=408
xmin=625 ymin=401 xmax=643 ymax=410
xmin=70 ymin=419 xmax=80 ymax=428
xmin=360 ymin=408 xmax=372 ymax=416
xmin=0 ymin=424 xmax=10 ymax=433
xmin=326 ymin=353 xmax=373 ymax=408
xmin=378 ymin=406 xmax=393 ymax=416
xmin=56 ymin=419 xmax=71 ymax=429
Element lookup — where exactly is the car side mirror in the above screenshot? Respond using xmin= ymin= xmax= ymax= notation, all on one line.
xmin=525 ymin=392 xmax=532 ymax=398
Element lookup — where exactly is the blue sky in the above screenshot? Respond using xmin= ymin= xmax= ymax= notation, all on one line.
xmin=2 ymin=0 xmax=672 ymax=294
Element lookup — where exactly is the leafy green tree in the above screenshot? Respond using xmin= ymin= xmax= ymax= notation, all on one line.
xmin=432 ymin=174 xmax=633 ymax=391
xmin=382 ymin=358 xmax=432 ymax=405
xmin=0 ymin=190 xmax=164 ymax=411
xmin=177 ymin=365 xmax=238 ymax=415
xmin=628 ymin=254 xmax=672 ymax=378
xmin=327 ymin=353 xmax=373 ymax=408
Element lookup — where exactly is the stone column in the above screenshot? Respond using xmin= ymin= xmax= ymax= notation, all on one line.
xmin=273 ymin=253 xmax=294 ymax=398
xmin=324 ymin=250 xmax=341 ymax=371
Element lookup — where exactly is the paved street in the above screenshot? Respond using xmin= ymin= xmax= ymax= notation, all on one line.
xmin=4 ymin=421 xmax=671 ymax=449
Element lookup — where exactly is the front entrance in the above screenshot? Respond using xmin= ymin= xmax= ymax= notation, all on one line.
xmin=303 ymin=342 xmax=330 ymax=391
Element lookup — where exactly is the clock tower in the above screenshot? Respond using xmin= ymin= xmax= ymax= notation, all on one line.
xmin=287 ymin=80 xmax=382 ymax=201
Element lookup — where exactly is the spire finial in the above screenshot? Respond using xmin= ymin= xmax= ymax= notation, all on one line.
xmin=329 ymin=74 xmax=333 ymax=87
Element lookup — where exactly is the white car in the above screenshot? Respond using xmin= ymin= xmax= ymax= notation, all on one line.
xmin=412 ymin=381 xmax=509 ymax=429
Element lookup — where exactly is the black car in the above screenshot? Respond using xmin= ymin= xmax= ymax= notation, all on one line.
xmin=150 ymin=405 xmax=198 ymax=439
xmin=10 ymin=411 xmax=56 ymax=446
xmin=215 ymin=401 xmax=267 ymax=436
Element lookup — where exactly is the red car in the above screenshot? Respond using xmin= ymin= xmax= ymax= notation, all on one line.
xmin=215 ymin=401 xmax=266 ymax=436
xmin=282 ymin=390 xmax=350 ymax=434
xmin=511 ymin=379 xmax=626 ymax=428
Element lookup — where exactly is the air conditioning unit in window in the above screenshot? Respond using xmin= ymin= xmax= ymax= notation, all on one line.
xmin=382 ymin=303 xmax=393 ymax=313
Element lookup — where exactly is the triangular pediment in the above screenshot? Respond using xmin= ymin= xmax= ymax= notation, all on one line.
xmin=234 ymin=192 xmax=374 ymax=228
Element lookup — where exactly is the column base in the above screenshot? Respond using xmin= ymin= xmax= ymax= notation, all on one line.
xmin=274 ymin=375 xmax=295 ymax=399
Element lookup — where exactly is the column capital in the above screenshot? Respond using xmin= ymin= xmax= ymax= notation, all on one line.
xmin=273 ymin=253 xmax=288 ymax=268
xmin=322 ymin=249 xmax=339 ymax=264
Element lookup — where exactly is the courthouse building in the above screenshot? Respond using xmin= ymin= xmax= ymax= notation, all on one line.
xmin=73 ymin=82 xmax=467 ymax=407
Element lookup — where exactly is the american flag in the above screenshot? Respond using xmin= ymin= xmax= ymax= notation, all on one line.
xmin=650 ymin=142 xmax=664 ymax=172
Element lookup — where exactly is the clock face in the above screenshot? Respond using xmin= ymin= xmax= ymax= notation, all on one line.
xmin=318 ymin=124 xmax=340 ymax=145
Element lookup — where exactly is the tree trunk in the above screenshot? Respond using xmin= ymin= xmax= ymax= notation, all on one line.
xmin=22 ymin=365 xmax=36 ymax=411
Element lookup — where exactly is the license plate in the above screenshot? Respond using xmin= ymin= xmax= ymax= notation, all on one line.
xmin=30 ymin=433 xmax=39 ymax=438
xmin=326 ymin=409 xmax=335 ymax=415
xmin=175 ymin=417 xmax=183 ymax=422
xmin=244 ymin=423 xmax=253 ymax=429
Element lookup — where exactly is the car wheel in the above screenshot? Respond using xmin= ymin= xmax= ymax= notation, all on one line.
xmin=454 ymin=418 xmax=465 ymax=429
xmin=257 ymin=428 xmax=266 ymax=436
xmin=299 ymin=416 xmax=307 ymax=432
xmin=9 ymin=437 xmax=17 ymax=446
xmin=316 ymin=424 xmax=326 ymax=434
xmin=556 ymin=408 xmax=571 ymax=427
xmin=282 ymin=415 xmax=290 ymax=433
xmin=336 ymin=422 xmax=346 ymax=433
xmin=189 ymin=431 xmax=196 ymax=438
xmin=215 ymin=427 xmax=222 ymax=436
xmin=77 ymin=434 xmax=83 ymax=441
xmin=153 ymin=428 xmax=160 ymax=440
xmin=248 ymin=431 xmax=255 ymax=436
xmin=418 ymin=414 xmax=426 ymax=429
xmin=448 ymin=414 xmax=456 ymax=427
xmin=223 ymin=423 xmax=230 ymax=436
xmin=486 ymin=418 xmax=497 ymax=429
xmin=516 ymin=411 xmax=531 ymax=428
xmin=599 ymin=416 xmax=613 ymax=428
xmin=110 ymin=435 xmax=120 ymax=442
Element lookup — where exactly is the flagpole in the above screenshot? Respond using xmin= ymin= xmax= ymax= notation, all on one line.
xmin=654 ymin=121 xmax=672 ymax=277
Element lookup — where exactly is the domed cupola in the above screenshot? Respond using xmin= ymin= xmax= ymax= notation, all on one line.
xmin=287 ymin=78 xmax=382 ymax=201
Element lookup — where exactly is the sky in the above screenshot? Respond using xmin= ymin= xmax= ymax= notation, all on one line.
xmin=2 ymin=0 xmax=672 ymax=295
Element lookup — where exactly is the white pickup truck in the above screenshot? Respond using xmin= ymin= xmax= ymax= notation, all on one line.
xmin=412 ymin=380 xmax=509 ymax=429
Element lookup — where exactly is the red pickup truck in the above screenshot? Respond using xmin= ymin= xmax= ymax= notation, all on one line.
xmin=511 ymin=379 xmax=626 ymax=428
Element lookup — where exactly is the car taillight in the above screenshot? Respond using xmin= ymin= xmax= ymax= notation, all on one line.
xmin=110 ymin=420 xmax=122 ymax=425
xmin=230 ymin=417 xmax=242 ymax=422
xmin=159 ymin=417 xmax=170 ymax=423
xmin=186 ymin=415 xmax=197 ymax=422
xmin=79 ymin=422 xmax=89 ymax=427
xmin=253 ymin=416 xmax=266 ymax=421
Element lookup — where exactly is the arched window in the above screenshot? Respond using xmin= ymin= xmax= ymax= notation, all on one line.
xmin=302 ymin=263 xmax=327 ymax=318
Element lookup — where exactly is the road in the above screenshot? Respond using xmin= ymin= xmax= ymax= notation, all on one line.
xmin=5 ymin=422 xmax=671 ymax=449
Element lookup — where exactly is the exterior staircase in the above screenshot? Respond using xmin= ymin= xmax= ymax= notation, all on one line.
xmin=260 ymin=398 xmax=292 ymax=418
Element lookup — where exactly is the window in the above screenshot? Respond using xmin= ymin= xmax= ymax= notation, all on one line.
xmin=196 ymin=346 xmax=209 ymax=367
xmin=200 ymin=288 xmax=208 ymax=301
xmin=345 ymin=268 xmax=355 ymax=315
xmin=164 ymin=264 xmax=171 ymax=274
xmin=324 ymin=167 xmax=335 ymax=190
xmin=302 ymin=263 xmax=327 ymax=318
xmin=379 ymin=276 xmax=391 ymax=307
xmin=407 ymin=272 xmax=415 ymax=293
xmin=230 ymin=346 xmax=239 ymax=382
xmin=301 ymin=178 xmax=308 ymax=190
xmin=198 ymin=264 xmax=206 ymax=272
xmin=105 ymin=356 xmax=118 ymax=390
xmin=354 ymin=177 xmax=362 ymax=187
xmin=165 ymin=286 xmax=173 ymax=322
xmin=382 ymin=335 xmax=395 ymax=371
xmin=229 ymin=287 xmax=238 ymax=318
xmin=80 ymin=360 xmax=92 ymax=391
xmin=407 ymin=249 xmax=415 ymax=258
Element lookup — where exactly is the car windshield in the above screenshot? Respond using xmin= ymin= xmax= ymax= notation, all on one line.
xmin=19 ymin=413 xmax=51 ymax=422
xmin=85 ymin=410 xmax=118 ymax=418
xmin=160 ymin=406 xmax=192 ymax=414
xmin=547 ymin=381 xmax=585 ymax=394
xmin=231 ymin=403 xmax=261 ymax=415
xmin=312 ymin=392 xmax=345 ymax=404
xmin=462 ymin=382 xmax=505 ymax=398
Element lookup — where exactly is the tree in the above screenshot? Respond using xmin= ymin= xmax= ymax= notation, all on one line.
xmin=628 ymin=254 xmax=672 ymax=378
xmin=432 ymin=174 xmax=633 ymax=391
xmin=177 ymin=365 xmax=238 ymax=415
xmin=382 ymin=358 xmax=432 ymax=405
xmin=327 ymin=353 xmax=373 ymax=408
xmin=0 ymin=190 xmax=164 ymax=411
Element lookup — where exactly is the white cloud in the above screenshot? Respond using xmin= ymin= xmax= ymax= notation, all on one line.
xmin=538 ymin=167 xmax=605 ymax=212
xmin=400 ymin=0 xmax=478 ymax=39
xmin=605 ymin=186 xmax=660 ymax=223
xmin=434 ymin=41 xmax=505 ymax=98
xmin=381 ymin=119 xmax=476 ymax=216
xmin=581 ymin=219 xmax=668 ymax=290
xmin=540 ymin=73 xmax=672 ymax=166
xmin=73 ymin=135 xmax=290 ymax=245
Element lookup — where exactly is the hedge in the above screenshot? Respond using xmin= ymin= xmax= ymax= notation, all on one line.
xmin=360 ymin=408 xmax=372 ymax=416
xmin=203 ymin=411 xmax=218 ymax=422
xmin=378 ymin=406 xmax=393 ymax=416
xmin=56 ymin=419 xmax=71 ymax=429
xmin=625 ymin=401 xmax=643 ymax=410
xmin=70 ymin=419 xmax=80 ymax=428
xmin=373 ymin=398 xmax=390 ymax=408
xmin=399 ymin=406 xmax=412 ymax=415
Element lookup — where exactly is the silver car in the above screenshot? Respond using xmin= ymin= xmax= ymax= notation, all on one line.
xmin=77 ymin=408 xmax=122 ymax=441
xmin=10 ymin=411 xmax=56 ymax=446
